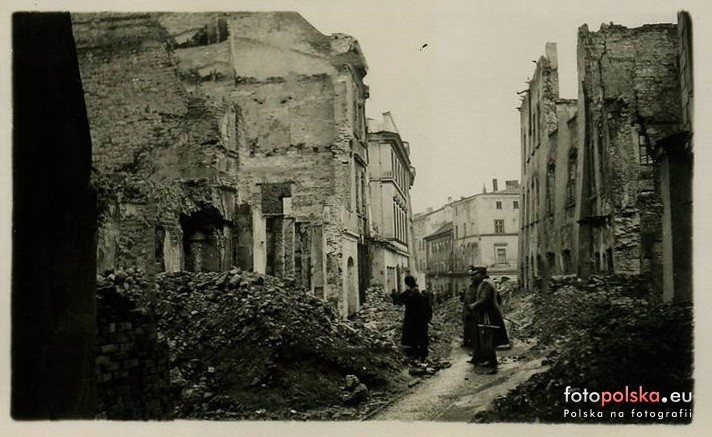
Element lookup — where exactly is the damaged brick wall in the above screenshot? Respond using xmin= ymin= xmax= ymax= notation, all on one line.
xmin=73 ymin=13 xmax=240 ymax=279
xmin=95 ymin=275 xmax=171 ymax=419
xmin=83 ymin=11 xmax=372 ymax=317
xmin=577 ymin=23 xmax=679 ymax=291
xmin=519 ymin=43 xmax=565 ymax=291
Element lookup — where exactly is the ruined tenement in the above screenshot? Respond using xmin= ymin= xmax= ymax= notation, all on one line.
xmin=519 ymin=17 xmax=691 ymax=301
xmin=518 ymin=43 xmax=578 ymax=292
xmin=74 ymin=12 xmax=373 ymax=317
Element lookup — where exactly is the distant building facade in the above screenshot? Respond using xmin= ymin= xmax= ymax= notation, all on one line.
xmin=424 ymin=222 xmax=453 ymax=296
xmin=451 ymin=180 xmax=520 ymax=292
xmin=367 ymin=112 xmax=416 ymax=293
xmin=412 ymin=203 xmax=453 ymax=287
xmin=413 ymin=179 xmax=520 ymax=296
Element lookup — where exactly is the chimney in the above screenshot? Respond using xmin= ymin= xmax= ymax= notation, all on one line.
xmin=545 ymin=42 xmax=558 ymax=70
xmin=447 ymin=196 xmax=452 ymax=204
xmin=492 ymin=179 xmax=498 ymax=192
xmin=383 ymin=111 xmax=400 ymax=134
xmin=505 ymin=180 xmax=520 ymax=190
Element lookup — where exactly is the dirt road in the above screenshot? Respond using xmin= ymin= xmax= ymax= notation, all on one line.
xmin=371 ymin=341 xmax=546 ymax=421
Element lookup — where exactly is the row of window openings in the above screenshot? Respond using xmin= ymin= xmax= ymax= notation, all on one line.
xmin=455 ymin=200 xmax=519 ymax=216
xmin=523 ymin=157 xmax=577 ymax=226
xmin=427 ymin=247 xmax=508 ymax=268
xmin=393 ymin=201 xmax=408 ymax=242
xmin=523 ymin=249 xmax=614 ymax=278
xmin=390 ymin=150 xmax=409 ymax=191
xmin=523 ymin=135 xmax=651 ymax=226
xmin=454 ymin=219 xmax=505 ymax=239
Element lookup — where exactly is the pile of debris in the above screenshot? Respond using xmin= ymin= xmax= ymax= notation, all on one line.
xmin=154 ymin=270 xmax=406 ymax=419
xmin=352 ymin=286 xmax=458 ymax=367
xmin=475 ymin=274 xmax=693 ymax=423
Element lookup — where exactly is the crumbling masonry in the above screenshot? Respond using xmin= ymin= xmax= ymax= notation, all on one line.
xmin=519 ymin=16 xmax=692 ymax=302
xmin=74 ymin=12 xmax=374 ymax=317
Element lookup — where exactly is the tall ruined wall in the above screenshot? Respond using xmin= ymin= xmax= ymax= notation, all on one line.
xmin=120 ymin=12 xmax=369 ymax=315
xmin=73 ymin=13 xmax=237 ymax=276
xmin=546 ymin=101 xmax=579 ymax=274
xmin=519 ymin=45 xmax=560 ymax=290
xmin=577 ymin=23 xmax=679 ymax=286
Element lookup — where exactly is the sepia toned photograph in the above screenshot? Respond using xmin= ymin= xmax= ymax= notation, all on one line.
xmin=6 ymin=0 xmax=708 ymax=432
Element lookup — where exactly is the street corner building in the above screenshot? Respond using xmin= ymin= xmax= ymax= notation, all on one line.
xmin=366 ymin=112 xmax=416 ymax=295
xmin=71 ymin=12 xmax=385 ymax=318
xmin=518 ymin=12 xmax=693 ymax=301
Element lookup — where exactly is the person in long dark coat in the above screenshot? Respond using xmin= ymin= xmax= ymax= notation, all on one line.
xmin=391 ymin=275 xmax=433 ymax=362
xmin=461 ymin=272 xmax=479 ymax=348
xmin=466 ymin=266 xmax=509 ymax=374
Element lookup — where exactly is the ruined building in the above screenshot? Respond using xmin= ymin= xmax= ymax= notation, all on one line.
xmin=519 ymin=43 xmax=579 ymax=292
xmin=367 ymin=112 xmax=416 ymax=293
xmin=519 ymin=15 xmax=693 ymax=301
xmin=654 ymin=12 xmax=693 ymax=303
xmin=74 ymin=12 xmax=373 ymax=316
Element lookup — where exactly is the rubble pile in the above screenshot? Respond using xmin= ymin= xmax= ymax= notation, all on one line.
xmin=494 ymin=280 xmax=537 ymax=340
xmin=352 ymin=286 xmax=460 ymax=365
xmin=549 ymin=274 xmax=653 ymax=298
xmin=153 ymin=270 xmax=406 ymax=419
xmin=350 ymin=285 xmax=405 ymax=347
xmin=475 ymin=274 xmax=693 ymax=423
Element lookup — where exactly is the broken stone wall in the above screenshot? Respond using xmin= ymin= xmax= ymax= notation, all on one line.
xmin=577 ymin=23 xmax=679 ymax=290
xmin=153 ymin=12 xmax=370 ymax=316
xmin=544 ymin=100 xmax=579 ymax=279
xmin=519 ymin=43 xmax=561 ymax=291
xmin=73 ymin=13 xmax=239 ymax=278
xmin=230 ymin=71 xmax=366 ymax=315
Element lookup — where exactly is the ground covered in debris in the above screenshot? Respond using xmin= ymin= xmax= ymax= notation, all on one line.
xmin=153 ymin=271 xmax=460 ymax=420
xmin=474 ymin=275 xmax=693 ymax=424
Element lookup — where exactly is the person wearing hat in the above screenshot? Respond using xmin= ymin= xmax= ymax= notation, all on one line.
xmin=460 ymin=266 xmax=481 ymax=348
xmin=465 ymin=265 xmax=509 ymax=374
xmin=391 ymin=275 xmax=433 ymax=362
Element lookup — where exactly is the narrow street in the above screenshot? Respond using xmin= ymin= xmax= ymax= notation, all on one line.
xmin=372 ymin=341 xmax=547 ymax=421
xmin=9 ymin=6 xmax=697 ymax=427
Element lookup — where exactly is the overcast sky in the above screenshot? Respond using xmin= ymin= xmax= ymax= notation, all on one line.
xmin=218 ymin=0 xmax=692 ymax=213
xmin=290 ymin=0 xmax=680 ymax=213
xmin=2 ymin=1 xmax=705 ymax=216
xmin=18 ymin=0 xmax=699 ymax=214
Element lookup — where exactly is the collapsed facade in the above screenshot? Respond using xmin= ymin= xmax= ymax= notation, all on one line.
xmin=75 ymin=12 xmax=383 ymax=317
xmin=519 ymin=13 xmax=693 ymax=302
